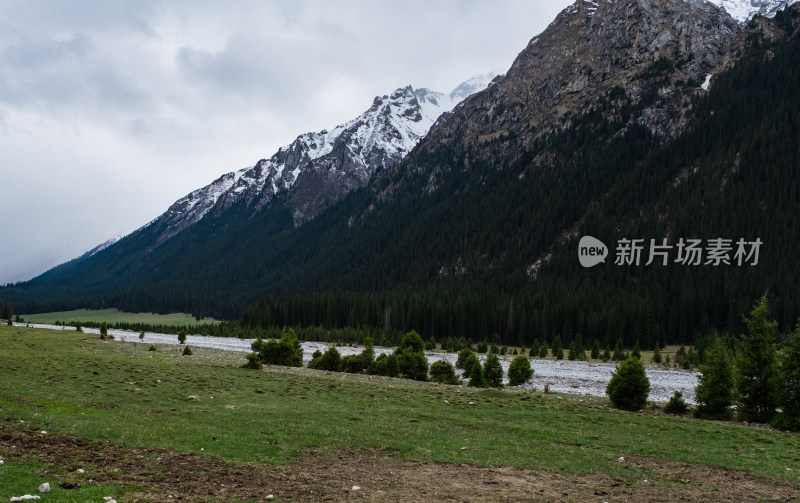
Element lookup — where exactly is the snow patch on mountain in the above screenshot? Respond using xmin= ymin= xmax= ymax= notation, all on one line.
xmin=706 ymin=0 xmax=799 ymax=22
xmin=86 ymin=235 xmax=123 ymax=257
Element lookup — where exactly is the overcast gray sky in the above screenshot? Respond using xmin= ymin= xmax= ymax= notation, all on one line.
xmin=0 ymin=0 xmax=572 ymax=285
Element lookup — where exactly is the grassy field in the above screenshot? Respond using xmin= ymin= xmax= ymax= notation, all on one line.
xmin=0 ymin=325 xmax=798 ymax=502
xmin=20 ymin=308 xmax=220 ymax=326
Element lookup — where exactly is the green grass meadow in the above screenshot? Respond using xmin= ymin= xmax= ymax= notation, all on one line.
xmin=1 ymin=325 xmax=798 ymax=495
xmin=20 ymin=308 xmax=220 ymax=326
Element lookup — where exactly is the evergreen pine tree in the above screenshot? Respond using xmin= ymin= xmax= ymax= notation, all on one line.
xmin=530 ymin=339 xmax=541 ymax=358
xmin=695 ymin=337 xmax=734 ymax=420
xmin=538 ymin=341 xmax=549 ymax=358
xmin=468 ymin=359 xmax=486 ymax=388
xmin=551 ymin=335 xmax=564 ymax=360
xmin=612 ymin=338 xmax=625 ymax=361
xmin=484 ymin=353 xmax=504 ymax=388
xmin=568 ymin=339 xmax=578 ymax=361
xmin=773 ymin=321 xmax=800 ymax=431
xmin=456 ymin=347 xmax=476 ymax=376
xmin=735 ymin=295 xmax=778 ymax=423
xmin=652 ymin=346 xmax=662 ymax=364
xmin=591 ymin=339 xmax=600 ymax=360
xmin=606 ymin=357 xmax=650 ymax=411
xmin=632 ymin=339 xmax=641 ymax=360
xmin=508 ymin=355 xmax=534 ymax=386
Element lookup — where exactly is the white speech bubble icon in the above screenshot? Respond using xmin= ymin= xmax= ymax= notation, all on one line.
xmin=578 ymin=236 xmax=608 ymax=268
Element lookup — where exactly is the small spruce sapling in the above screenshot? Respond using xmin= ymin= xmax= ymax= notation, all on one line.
xmin=508 ymin=355 xmax=534 ymax=386
xmin=606 ymin=357 xmax=650 ymax=411
xmin=664 ymin=391 xmax=688 ymax=414
xmin=468 ymin=360 xmax=486 ymax=388
xmin=484 ymin=353 xmax=504 ymax=388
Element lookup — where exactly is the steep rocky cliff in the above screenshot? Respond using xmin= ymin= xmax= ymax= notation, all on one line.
xmin=395 ymin=0 xmax=739 ymax=190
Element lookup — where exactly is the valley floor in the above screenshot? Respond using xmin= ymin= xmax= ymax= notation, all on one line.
xmin=18 ymin=322 xmax=699 ymax=403
xmin=2 ymin=424 xmax=797 ymax=502
xmin=2 ymin=325 xmax=797 ymax=503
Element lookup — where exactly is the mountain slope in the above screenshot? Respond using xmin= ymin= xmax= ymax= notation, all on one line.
xmin=4 ymin=0 xmax=800 ymax=348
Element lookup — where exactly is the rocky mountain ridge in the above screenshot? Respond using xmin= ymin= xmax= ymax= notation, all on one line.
xmin=377 ymin=0 xmax=740 ymax=199
xmin=145 ymin=75 xmax=495 ymax=244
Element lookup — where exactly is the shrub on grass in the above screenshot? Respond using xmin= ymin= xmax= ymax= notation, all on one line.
xmin=664 ymin=391 xmax=688 ymax=414
xmin=461 ymin=353 xmax=480 ymax=379
xmin=177 ymin=330 xmax=187 ymax=345
xmin=372 ymin=353 xmax=399 ymax=377
xmin=243 ymin=352 xmax=261 ymax=369
xmin=395 ymin=331 xmax=428 ymax=381
xmin=397 ymin=349 xmax=428 ymax=381
xmin=309 ymin=346 xmax=341 ymax=372
xmin=508 ymin=356 xmax=534 ymax=386
xmin=456 ymin=348 xmax=476 ymax=376
xmin=182 ymin=346 xmax=193 ymax=356
xmin=606 ymin=357 xmax=650 ymax=411
xmin=251 ymin=329 xmax=303 ymax=367
xmin=429 ymin=360 xmax=459 ymax=384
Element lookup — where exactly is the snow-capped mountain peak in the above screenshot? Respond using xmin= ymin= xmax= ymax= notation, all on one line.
xmin=706 ymin=0 xmax=800 ymax=22
xmin=145 ymin=75 xmax=495 ymax=243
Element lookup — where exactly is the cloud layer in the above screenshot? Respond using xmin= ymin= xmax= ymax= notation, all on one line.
xmin=0 ymin=0 xmax=571 ymax=284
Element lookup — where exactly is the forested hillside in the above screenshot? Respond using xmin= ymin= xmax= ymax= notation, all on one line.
xmin=4 ymin=6 xmax=799 ymax=350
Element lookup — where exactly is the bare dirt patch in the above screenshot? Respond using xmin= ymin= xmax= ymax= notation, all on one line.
xmin=1 ymin=424 xmax=796 ymax=502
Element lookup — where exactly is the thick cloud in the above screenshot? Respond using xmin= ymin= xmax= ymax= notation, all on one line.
xmin=0 ymin=0 xmax=571 ymax=284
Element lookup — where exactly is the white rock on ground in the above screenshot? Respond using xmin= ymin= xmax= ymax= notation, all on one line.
xmin=37 ymin=483 xmax=50 ymax=493
xmin=9 ymin=496 xmax=40 ymax=502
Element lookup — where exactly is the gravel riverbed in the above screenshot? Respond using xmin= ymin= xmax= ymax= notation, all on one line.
xmin=20 ymin=323 xmax=699 ymax=403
